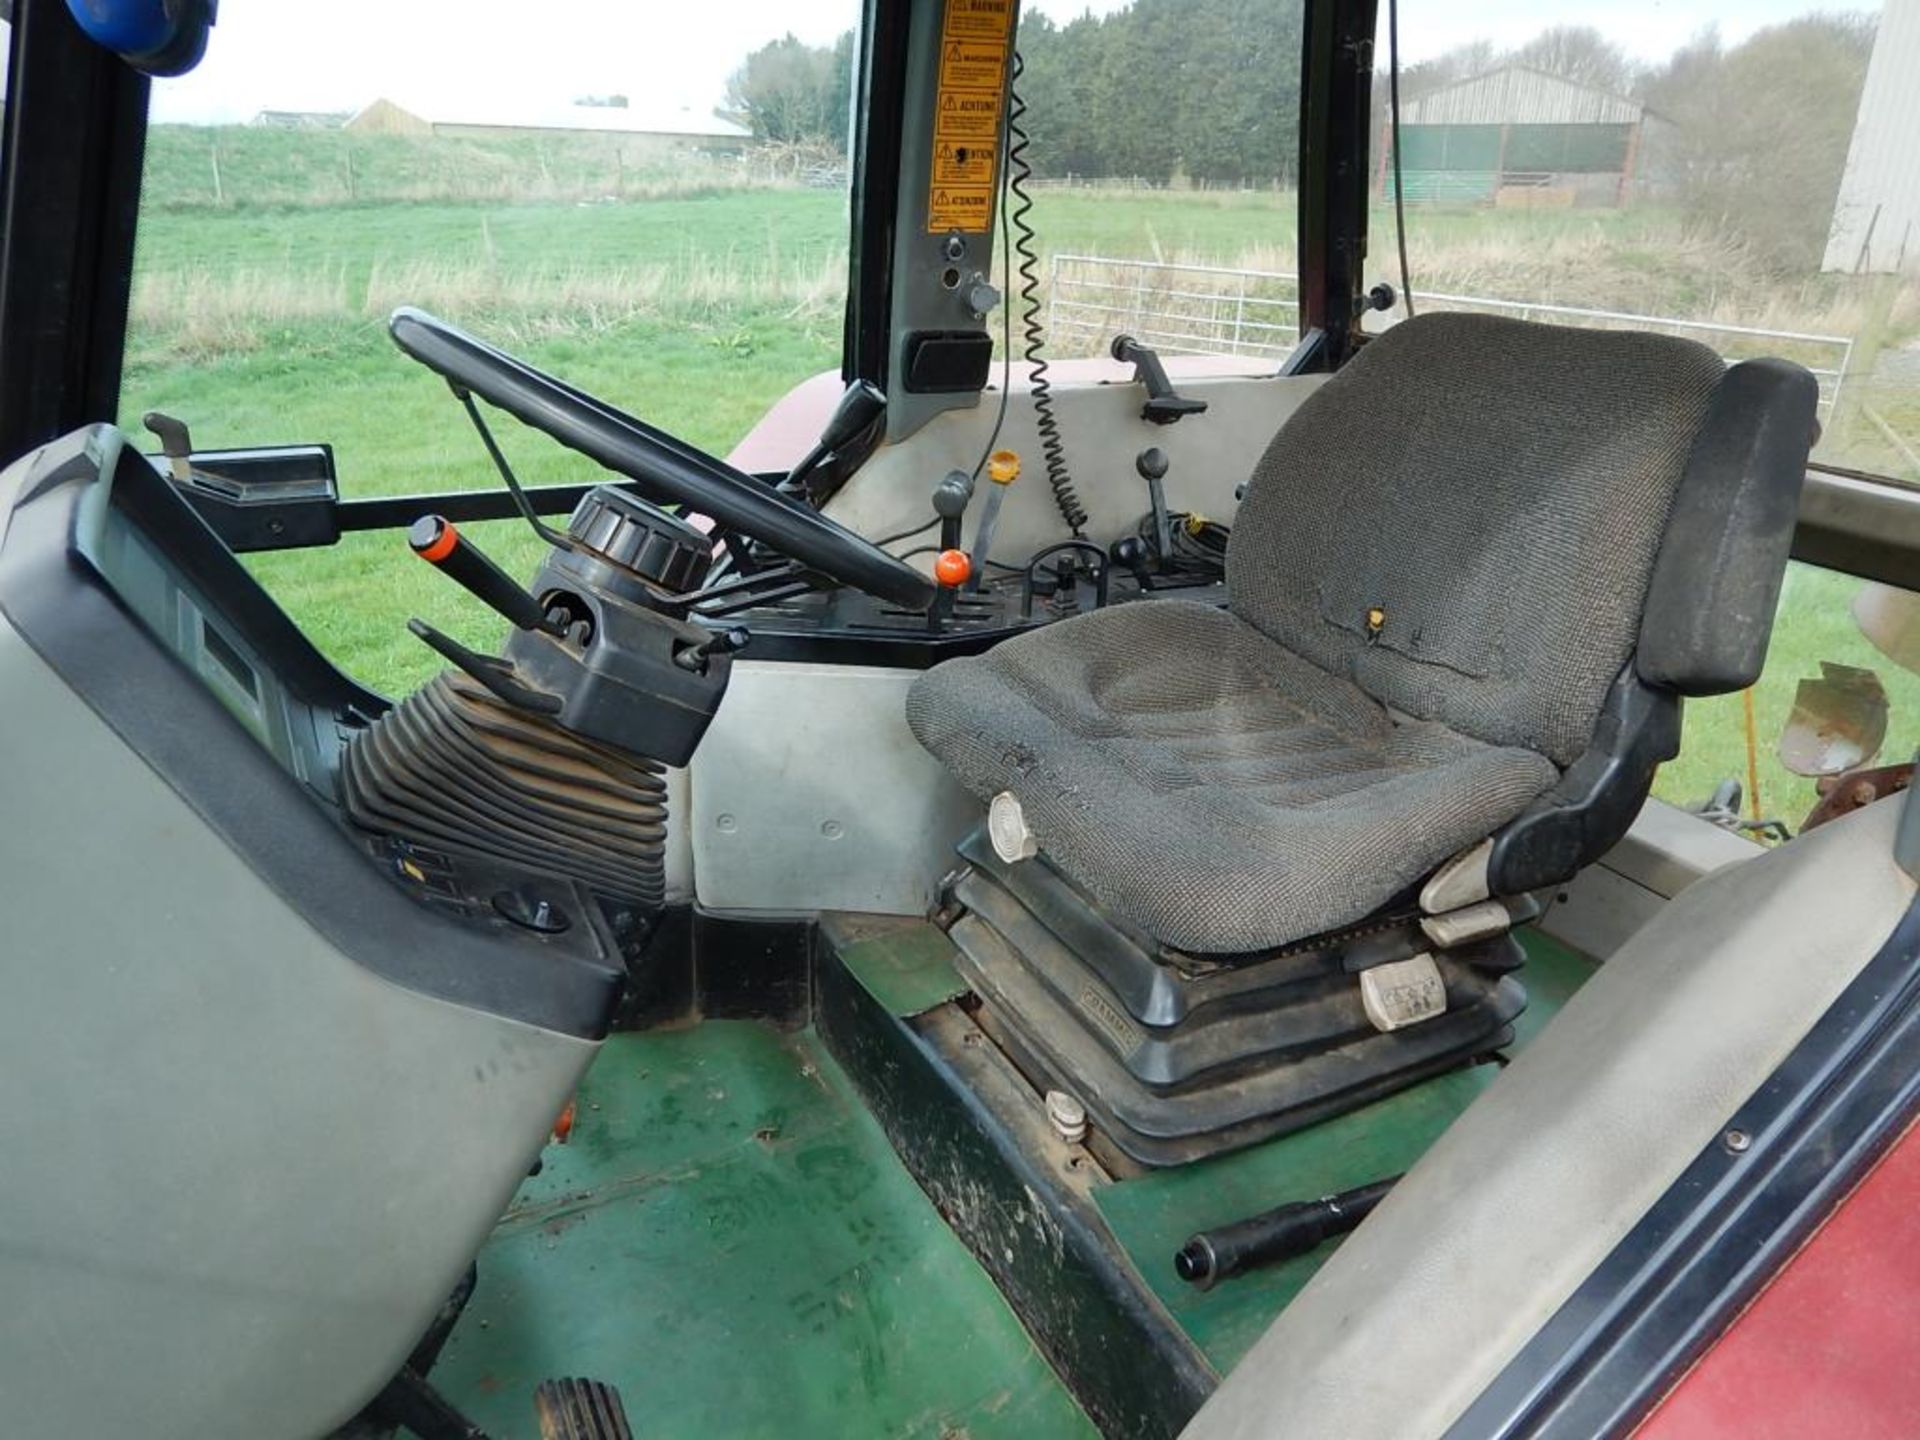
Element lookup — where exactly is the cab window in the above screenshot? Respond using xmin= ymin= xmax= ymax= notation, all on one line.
xmin=1368 ymin=3 xmax=1917 ymax=840
xmin=118 ymin=3 xmax=860 ymax=694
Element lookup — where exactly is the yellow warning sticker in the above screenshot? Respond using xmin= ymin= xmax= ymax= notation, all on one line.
xmin=927 ymin=0 xmax=1013 ymax=234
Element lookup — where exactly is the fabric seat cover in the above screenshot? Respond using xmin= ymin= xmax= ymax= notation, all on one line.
xmin=908 ymin=314 xmax=1727 ymax=953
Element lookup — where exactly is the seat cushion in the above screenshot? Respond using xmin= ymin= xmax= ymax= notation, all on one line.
xmin=906 ymin=600 xmax=1559 ymax=954
xmin=1229 ymin=314 xmax=1725 ymax=765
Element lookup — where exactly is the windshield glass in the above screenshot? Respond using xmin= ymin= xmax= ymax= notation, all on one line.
xmin=115 ymin=0 xmax=1308 ymax=692
xmin=118 ymin=3 xmax=866 ymax=693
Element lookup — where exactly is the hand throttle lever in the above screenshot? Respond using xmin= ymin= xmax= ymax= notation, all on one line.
xmin=1111 ymin=335 xmax=1209 ymax=424
xmin=409 ymin=514 xmax=566 ymax=636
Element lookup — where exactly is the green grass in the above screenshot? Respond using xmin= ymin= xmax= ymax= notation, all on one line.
xmin=115 ymin=141 xmax=1920 ymax=838
xmin=142 ymin=123 xmax=768 ymax=210
xmin=122 ymin=310 xmax=842 ymax=690
xmin=1655 ymin=562 xmax=1920 ymax=829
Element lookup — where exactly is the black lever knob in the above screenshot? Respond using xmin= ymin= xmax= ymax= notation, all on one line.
xmin=409 ymin=515 xmax=564 ymax=636
xmin=932 ymin=469 xmax=975 ymax=553
xmin=1111 ymin=535 xmax=1155 ymax=590
xmin=674 ymin=625 xmax=751 ymax=674
xmin=932 ymin=469 xmax=975 ymax=519
xmin=1135 ymin=448 xmax=1174 ymax=562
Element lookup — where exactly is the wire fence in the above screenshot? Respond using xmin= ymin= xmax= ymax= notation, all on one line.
xmin=1047 ymin=253 xmax=1855 ymax=414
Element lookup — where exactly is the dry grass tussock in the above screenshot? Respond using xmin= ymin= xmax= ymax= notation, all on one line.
xmin=129 ymin=205 xmax=1919 ymax=365
xmin=130 ymin=252 xmax=848 ymax=359
xmin=130 ymin=266 xmax=353 ymax=360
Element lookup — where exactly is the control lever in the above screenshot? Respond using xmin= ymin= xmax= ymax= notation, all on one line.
xmin=405 ymin=618 xmax=561 ymax=715
xmin=967 ymin=450 xmax=1020 ymax=590
xmin=1110 ymin=336 xmax=1209 ymax=425
xmin=1021 ymin=540 xmax=1110 ymax=618
xmin=673 ymin=625 xmax=751 ymax=675
xmin=926 ymin=549 xmax=972 ymax=629
xmin=408 ymin=515 xmax=566 ymax=637
xmin=1136 ymin=446 xmax=1174 ymax=563
xmin=782 ymin=380 xmax=887 ymax=503
xmin=143 ymin=411 xmax=195 ymax=482
xmin=1111 ymin=535 xmax=1155 ymax=591
xmin=1175 ymin=1175 xmax=1399 ymax=1291
xmin=932 ymin=468 xmax=975 ymax=554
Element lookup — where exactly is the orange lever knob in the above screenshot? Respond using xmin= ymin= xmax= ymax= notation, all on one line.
xmin=934 ymin=549 xmax=972 ymax=587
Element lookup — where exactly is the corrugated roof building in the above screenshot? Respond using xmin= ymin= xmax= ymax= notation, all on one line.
xmin=1381 ymin=65 xmax=1663 ymax=208
xmin=344 ymin=99 xmax=752 ymax=151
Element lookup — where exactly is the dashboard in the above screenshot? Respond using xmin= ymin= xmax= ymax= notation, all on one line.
xmin=0 ymin=425 xmax=629 ymax=1038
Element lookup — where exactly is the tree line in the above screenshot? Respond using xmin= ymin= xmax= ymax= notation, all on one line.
xmin=722 ymin=0 xmax=1304 ymax=187
xmin=723 ymin=7 xmax=1875 ymax=266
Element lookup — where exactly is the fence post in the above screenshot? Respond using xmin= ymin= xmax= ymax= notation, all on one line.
xmin=1047 ymin=253 xmax=1061 ymax=348
xmin=1830 ymin=338 xmax=1854 ymax=419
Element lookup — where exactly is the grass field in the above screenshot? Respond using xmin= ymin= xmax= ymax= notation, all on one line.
xmin=115 ymin=125 xmax=1920 ymax=832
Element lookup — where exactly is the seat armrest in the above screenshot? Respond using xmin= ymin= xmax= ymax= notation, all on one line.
xmin=1488 ymin=669 xmax=1682 ymax=896
xmin=1637 ymin=358 xmax=1818 ymax=695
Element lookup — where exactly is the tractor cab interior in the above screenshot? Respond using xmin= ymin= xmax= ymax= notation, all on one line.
xmin=3 ymin=1 xmax=1919 ymax=1438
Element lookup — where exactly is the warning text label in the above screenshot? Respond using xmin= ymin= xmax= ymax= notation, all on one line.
xmin=927 ymin=0 xmax=1012 ymax=233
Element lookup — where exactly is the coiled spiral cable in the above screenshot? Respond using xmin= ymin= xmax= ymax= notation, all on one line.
xmin=1006 ymin=51 xmax=1086 ymax=537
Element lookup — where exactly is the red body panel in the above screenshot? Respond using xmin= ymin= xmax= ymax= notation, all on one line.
xmin=1635 ymin=1119 xmax=1920 ymax=1439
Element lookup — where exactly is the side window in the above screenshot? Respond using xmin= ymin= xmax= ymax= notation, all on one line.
xmin=1368 ymin=5 xmax=1917 ymax=844
xmin=1653 ymin=565 xmax=1920 ymax=842
xmin=1368 ymin=6 xmax=1907 ymax=480
xmin=119 ymin=7 xmax=858 ymax=695
xmin=1016 ymin=3 xmax=1308 ymax=369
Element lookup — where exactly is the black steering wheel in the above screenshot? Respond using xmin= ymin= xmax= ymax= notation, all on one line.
xmin=388 ymin=307 xmax=934 ymax=610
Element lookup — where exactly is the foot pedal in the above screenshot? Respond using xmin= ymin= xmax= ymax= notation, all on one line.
xmin=534 ymin=1379 xmax=633 ymax=1440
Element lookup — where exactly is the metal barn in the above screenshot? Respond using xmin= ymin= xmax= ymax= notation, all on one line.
xmin=1824 ymin=0 xmax=1920 ymax=273
xmin=1381 ymin=65 xmax=1658 ymax=208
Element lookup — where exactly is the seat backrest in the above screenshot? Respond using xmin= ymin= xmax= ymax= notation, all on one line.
xmin=1228 ymin=313 xmax=1727 ymax=766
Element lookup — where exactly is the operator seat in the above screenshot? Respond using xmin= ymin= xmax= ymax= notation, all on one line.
xmin=906 ymin=314 xmax=1818 ymax=1161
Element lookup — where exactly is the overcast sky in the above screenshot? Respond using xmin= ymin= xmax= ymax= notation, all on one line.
xmin=147 ymin=0 xmax=1868 ymax=125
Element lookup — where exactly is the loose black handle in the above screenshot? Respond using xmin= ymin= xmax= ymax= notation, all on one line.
xmin=1174 ymin=1175 xmax=1399 ymax=1291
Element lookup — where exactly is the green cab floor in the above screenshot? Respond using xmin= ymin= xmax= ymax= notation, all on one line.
xmin=1090 ymin=927 xmax=1598 ymax=1374
xmin=434 ymin=1022 xmax=1096 ymax=1440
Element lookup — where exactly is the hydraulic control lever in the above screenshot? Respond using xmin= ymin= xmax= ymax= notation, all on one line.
xmin=1136 ymin=446 xmax=1175 ymax=563
xmin=408 ymin=514 xmax=566 ymax=637
xmin=1111 ymin=335 xmax=1209 ymax=425
xmin=932 ymin=468 xmax=975 ymax=554
xmin=968 ymin=450 xmax=1020 ymax=589
xmin=1110 ymin=535 xmax=1155 ymax=590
